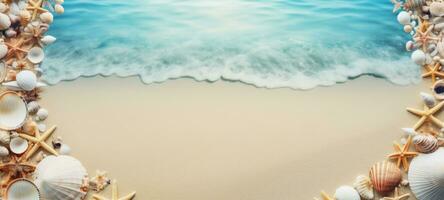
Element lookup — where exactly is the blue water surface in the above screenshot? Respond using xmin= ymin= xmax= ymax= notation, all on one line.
xmin=43 ymin=0 xmax=420 ymax=89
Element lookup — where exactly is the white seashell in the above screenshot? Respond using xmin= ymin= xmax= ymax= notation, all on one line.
xmin=41 ymin=35 xmax=56 ymax=45
xmin=430 ymin=2 xmax=444 ymax=17
xmin=0 ymin=92 xmax=28 ymax=130
xmin=55 ymin=4 xmax=64 ymax=14
xmin=0 ymin=130 xmax=10 ymax=144
xmin=0 ymin=43 xmax=7 ymax=59
xmin=0 ymin=13 xmax=10 ymax=30
xmin=6 ymin=179 xmax=40 ymax=200
xmin=59 ymin=144 xmax=71 ymax=155
xmin=37 ymin=123 xmax=46 ymax=132
xmin=36 ymin=108 xmax=48 ymax=121
xmin=420 ymin=92 xmax=436 ymax=108
xmin=334 ymin=185 xmax=360 ymax=200
xmin=5 ymin=28 xmax=16 ymax=38
xmin=406 ymin=41 xmax=415 ymax=51
xmin=34 ymin=155 xmax=88 ymax=200
xmin=397 ymin=11 xmax=411 ymax=25
xmin=9 ymin=137 xmax=28 ymax=154
xmin=39 ymin=12 xmax=53 ymax=24
xmin=27 ymin=47 xmax=45 ymax=64
xmin=0 ymin=3 xmax=7 ymax=13
xmin=27 ymin=101 xmax=40 ymax=114
xmin=404 ymin=25 xmax=413 ymax=33
xmin=402 ymin=127 xmax=417 ymax=137
xmin=409 ymin=148 xmax=444 ymax=200
xmin=16 ymin=70 xmax=37 ymax=91
xmin=413 ymin=134 xmax=440 ymax=154
xmin=412 ymin=50 xmax=426 ymax=65
xmin=0 ymin=146 xmax=8 ymax=157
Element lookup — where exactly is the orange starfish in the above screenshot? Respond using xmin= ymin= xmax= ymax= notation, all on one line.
xmin=423 ymin=62 xmax=444 ymax=83
xmin=388 ymin=136 xmax=418 ymax=172
xmin=414 ymin=24 xmax=439 ymax=51
xmin=19 ymin=125 xmax=59 ymax=160
xmin=5 ymin=37 xmax=29 ymax=61
xmin=27 ymin=0 xmax=48 ymax=20
xmin=0 ymin=155 xmax=35 ymax=189
xmin=381 ymin=187 xmax=410 ymax=200
xmin=407 ymin=101 xmax=444 ymax=130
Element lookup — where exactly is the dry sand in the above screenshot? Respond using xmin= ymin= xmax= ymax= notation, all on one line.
xmin=40 ymin=76 xmax=429 ymax=200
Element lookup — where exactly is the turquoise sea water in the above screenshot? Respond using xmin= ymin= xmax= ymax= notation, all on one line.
xmin=43 ymin=0 xmax=420 ymax=89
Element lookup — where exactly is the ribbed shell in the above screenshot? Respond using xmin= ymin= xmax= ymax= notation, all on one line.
xmin=405 ymin=0 xmax=426 ymax=10
xmin=413 ymin=135 xmax=439 ymax=154
xmin=369 ymin=161 xmax=402 ymax=194
xmin=353 ymin=175 xmax=374 ymax=199
xmin=409 ymin=148 xmax=444 ymax=200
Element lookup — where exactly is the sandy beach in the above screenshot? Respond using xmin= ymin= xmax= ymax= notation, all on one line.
xmin=39 ymin=76 xmax=428 ymax=200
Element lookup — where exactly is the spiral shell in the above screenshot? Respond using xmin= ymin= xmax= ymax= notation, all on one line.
xmin=369 ymin=161 xmax=402 ymax=194
xmin=413 ymin=134 xmax=439 ymax=154
xmin=353 ymin=175 xmax=374 ymax=199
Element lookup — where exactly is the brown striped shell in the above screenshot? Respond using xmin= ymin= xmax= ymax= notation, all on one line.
xmin=413 ymin=134 xmax=439 ymax=154
xmin=404 ymin=0 xmax=426 ymax=10
xmin=369 ymin=161 xmax=402 ymax=194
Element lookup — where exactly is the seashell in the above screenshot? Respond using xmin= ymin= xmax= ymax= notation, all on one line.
xmin=438 ymin=41 xmax=444 ymax=57
xmin=37 ymin=123 xmax=46 ymax=132
xmin=27 ymin=47 xmax=45 ymax=64
xmin=27 ymin=101 xmax=40 ymax=114
xmin=401 ymin=179 xmax=409 ymax=186
xmin=34 ymin=155 xmax=88 ymax=200
xmin=16 ymin=70 xmax=37 ymax=91
xmin=432 ymin=80 xmax=444 ymax=100
xmin=5 ymin=28 xmax=16 ymax=38
xmin=39 ymin=12 xmax=53 ymax=24
xmin=0 ymin=130 xmax=10 ymax=144
xmin=404 ymin=0 xmax=426 ymax=10
xmin=0 ymin=92 xmax=28 ymax=130
xmin=420 ymin=92 xmax=436 ymax=108
xmin=0 ymin=13 xmax=10 ymax=30
xmin=334 ymin=185 xmax=360 ymax=200
xmin=52 ymin=137 xmax=62 ymax=149
xmin=409 ymin=148 xmax=444 ymax=200
xmin=41 ymin=35 xmax=56 ymax=45
xmin=19 ymin=10 xmax=31 ymax=24
xmin=406 ymin=41 xmax=414 ymax=51
xmin=0 ymin=43 xmax=8 ymax=59
xmin=5 ymin=179 xmax=40 ymax=200
xmin=404 ymin=25 xmax=413 ymax=33
xmin=430 ymin=2 xmax=444 ymax=17
xmin=36 ymin=108 xmax=48 ymax=121
xmin=412 ymin=50 xmax=426 ymax=65
xmin=22 ymin=119 xmax=37 ymax=134
xmin=0 ymin=145 xmax=9 ymax=157
xmin=9 ymin=137 xmax=28 ymax=154
xmin=55 ymin=4 xmax=64 ymax=14
xmin=59 ymin=144 xmax=71 ymax=155
xmin=413 ymin=134 xmax=439 ymax=154
xmin=353 ymin=175 xmax=374 ymax=199
xmin=369 ymin=161 xmax=402 ymax=194
xmin=0 ymin=3 xmax=7 ymax=13
xmin=402 ymin=128 xmax=418 ymax=137
xmin=397 ymin=11 xmax=411 ymax=25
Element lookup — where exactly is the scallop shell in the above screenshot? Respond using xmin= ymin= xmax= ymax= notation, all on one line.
xmin=27 ymin=101 xmax=40 ymax=114
xmin=36 ymin=108 xmax=48 ymax=121
xmin=334 ymin=185 xmax=360 ymax=200
xmin=409 ymin=148 xmax=444 ymax=200
xmin=431 ymin=2 xmax=444 ymax=17
xmin=34 ymin=155 xmax=88 ymax=200
xmin=353 ymin=175 xmax=374 ymax=199
xmin=27 ymin=47 xmax=44 ymax=64
xmin=420 ymin=92 xmax=436 ymax=108
xmin=0 ymin=130 xmax=10 ymax=144
xmin=369 ymin=161 xmax=402 ymax=194
xmin=6 ymin=179 xmax=40 ymax=200
xmin=39 ymin=12 xmax=53 ymax=24
xmin=10 ymin=137 xmax=28 ymax=154
xmin=16 ymin=70 xmax=37 ymax=91
xmin=413 ymin=134 xmax=440 ymax=154
xmin=0 ymin=92 xmax=28 ymax=130
xmin=0 ymin=145 xmax=9 ymax=157
xmin=41 ymin=35 xmax=56 ymax=45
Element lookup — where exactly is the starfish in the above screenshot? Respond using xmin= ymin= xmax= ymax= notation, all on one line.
xmin=92 ymin=180 xmax=136 ymax=200
xmin=407 ymin=100 xmax=444 ymax=130
xmin=414 ymin=24 xmax=439 ymax=51
xmin=23 ymin=23 xmax=48 ymax=47
xmin=422 ymin=62 xmax=444 ymax=83
xmin=90 ymin=170 xmax=111 ymax=192
xmin=381 ymin=187 xmax=410 ymax=200
xmin=5 ymin=37 xmax=29 ymax=61
xmin=388 ymin=136 xmax=418 ymax=172
xmin=27 ymin=0 xmax=48 ymax=20
xmin=19 ymin=125 xmax=59 ymax=160
xmin=313 ymin=191 xmax=334 ymax=200
xmin=0 ymin=155 xmax=35 ymax=189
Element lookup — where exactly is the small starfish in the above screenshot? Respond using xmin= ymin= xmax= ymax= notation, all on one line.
xmin=0 ymin=155 xmax=35 ymax=189
xmin=92 ymin=180 xmax=136 ymax=200
xmin=27 ymin=0 xmax=48 ymax=20
xmin=422 ymin=62 xmax=444 ymax=83
xmin=23 ymin=23 xmax=48 ymax=47
xmin=414 ymin=24 xmax=439 ymax=51
xmin=90 ymin=170 xmax=111 ymax=192
xmin=5 ymin=37 xmax=29 ymax=61
xmin=388 ymin=136 xmax=418 ymax=172
xmin=19 ymin=125 xmax=59 ymax=160
xmin=313 ymin=191 xmax=334 ymax=200
xmin=407 ymin=101 xmax=444 ymax=130
xmin=381 ymin=187 xmax=410 ymax=200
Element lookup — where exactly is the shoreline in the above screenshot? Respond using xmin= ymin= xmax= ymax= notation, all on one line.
xmin=40 ymin=76 xmax=427 ymax=200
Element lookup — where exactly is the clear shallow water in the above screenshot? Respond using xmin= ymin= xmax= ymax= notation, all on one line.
xmin=43 ymin=0 xmax=420 ymax=89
